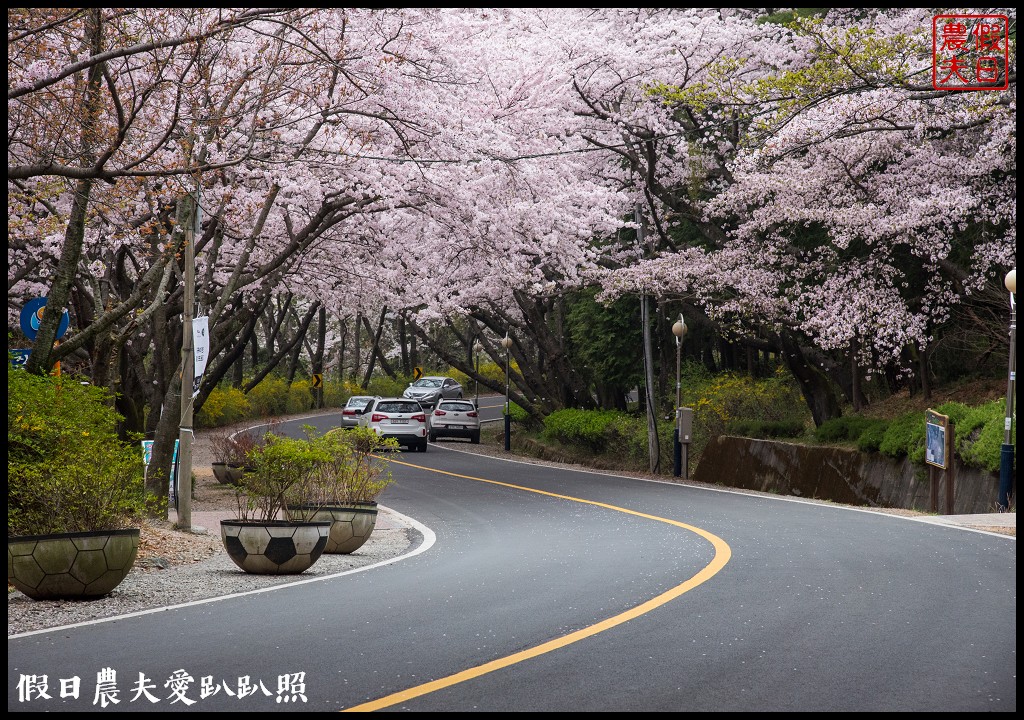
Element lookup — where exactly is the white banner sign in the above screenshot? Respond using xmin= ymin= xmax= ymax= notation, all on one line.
xmin=192 ymin=315 xmax=209 ymax=398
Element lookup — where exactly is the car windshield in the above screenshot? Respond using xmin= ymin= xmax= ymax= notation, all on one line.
xmin=439 ymin=402 xmax=475 ymax=412
xmin=347 ymin=397 xmax=372 ymax=408
xmin=377 ymin=401 xmax=421 ymax=414
xmin=412 ymin=379 xmax=442 ymax=388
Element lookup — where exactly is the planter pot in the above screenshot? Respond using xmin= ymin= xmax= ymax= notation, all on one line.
xmin=287 ymin=501 xmax=379 ymax=554
xmin=220 ymin=519 xmax=331 ymax=574
xmin=7 ymin=528 xmax=140 ymax=601
xmin=212 ymin=462 xmax=246 ymax=486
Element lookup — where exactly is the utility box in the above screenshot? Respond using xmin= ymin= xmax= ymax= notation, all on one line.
xmin=677 ymin=407 xmax=694 ymax=443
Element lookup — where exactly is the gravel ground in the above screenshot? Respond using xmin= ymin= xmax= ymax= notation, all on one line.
xmin=8 ymin=408 xmax=1012 ymax=637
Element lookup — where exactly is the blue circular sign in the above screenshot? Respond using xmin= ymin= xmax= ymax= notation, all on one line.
xmin=20 ymin=297 xmax=70 ymax=341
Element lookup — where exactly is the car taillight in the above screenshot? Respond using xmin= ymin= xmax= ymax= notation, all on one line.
xmin=412 ymin=413 xmax=426 ymax=422
xmin=371 ymin=413 xmax=387 ymax=422
xmin=433 ymin=409 xmax=446 ymax=416
xmin=467 ymin=411 xmax=478 ymax=417
xmin=343 ymin=409 xmax=355 ymax=416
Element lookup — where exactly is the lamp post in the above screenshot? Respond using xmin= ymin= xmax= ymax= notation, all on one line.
xmin=473 ymin=341 xmax=483 ymax=405
xmin=672 ymin=315 xmax=687 ymax=478
xmin=501 ymin=334 xmax=513 ymax=451
xmin=998 ymin=267 xmax=1016 ymax=511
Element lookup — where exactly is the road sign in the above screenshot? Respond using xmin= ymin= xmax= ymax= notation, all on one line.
xmin=413 ymin=367 xmax=423 ymax=381
xmin=925 ymin=409 xmax=950 ymax=469
xmin=9 ymin=349 xmax=30 ymax=369
xmin=311 ymin=373 xmax=323 ymax=389
xmin=20 ymin=297 xmax=70 ymax=341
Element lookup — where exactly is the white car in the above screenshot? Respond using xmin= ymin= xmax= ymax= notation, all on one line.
xmin=428 ymin=399 xmax=481 ymax=444
xmin=340 ymin=395 xmax=380 ymax=429
xmin=358 ymin=397 xmax=429 ymax=452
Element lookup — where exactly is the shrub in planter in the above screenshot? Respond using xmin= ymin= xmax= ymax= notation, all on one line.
xmin=8 ymin=371 xmax=151 ymax=599
xmin=222 ymin=430 xmax=333 ymax=574
xmin=287 ymin=427 xmax=396 ymax=553
xmin=8 ymin=372 xmax=149 ymax=536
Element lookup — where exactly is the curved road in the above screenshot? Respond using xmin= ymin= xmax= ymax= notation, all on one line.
xmin=8 ymin=410 xmax=1016 ymax=712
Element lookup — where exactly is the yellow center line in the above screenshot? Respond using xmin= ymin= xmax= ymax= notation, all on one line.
xmin=342 ymin=457 xmax=731 ymax=712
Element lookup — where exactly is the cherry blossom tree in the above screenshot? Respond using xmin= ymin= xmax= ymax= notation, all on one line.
xmin=9 ymin=6 xmax=1016 ymax=483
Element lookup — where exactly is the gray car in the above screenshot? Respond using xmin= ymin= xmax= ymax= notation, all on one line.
xmin=340 ymin=395 xmax=380 ymax=428
xmin=402 ymin=376 xmax=462 ymax=407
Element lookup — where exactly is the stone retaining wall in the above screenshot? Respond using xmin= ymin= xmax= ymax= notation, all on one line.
xmin=692 ymin=436 xmax=1009 ymax=514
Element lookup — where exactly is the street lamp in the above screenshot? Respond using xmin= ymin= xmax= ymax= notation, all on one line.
xmin=501 ymin=334 xmax=513 ymax=451
xmin=672 ymin=315 xmax=687 ymax=478
xmin=473 ymin=341 xmax=483 ymax=405
xmin=998 ymin=267 xmax=1016 ymax=511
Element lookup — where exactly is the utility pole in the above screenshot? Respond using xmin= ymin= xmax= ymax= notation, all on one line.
xmin=637 ymin=203 xmax=660 ymax=474
xmin=176 ymin=185 xmax=199 ymax=531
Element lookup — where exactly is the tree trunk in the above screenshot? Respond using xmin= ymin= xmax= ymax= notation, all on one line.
xmin=641 ymin=294 xmax=660 ymax=473
xmin=352 ymin=312 xmax=362 ymax=383
xmin=778 ymin=332 xmax=842 ymax=427
xmin=399 ymin=315 xmax=410 ymax=375
xmin=360 ymin=309 xmax=396 ymax=386
xmin=313 ymin=306 xmax=326 ymax=408
xmin=336 ymin=314 xmax=348 ymax=383
xmin=26 ymin=10 xmax=104 ymax=375
xmin=244 ymin=302 xmax=320 ymax=392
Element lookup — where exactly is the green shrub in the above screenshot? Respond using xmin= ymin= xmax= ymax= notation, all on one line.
xmin=323 ymin=379 xmax=348 ymax=408
xmin=365 ymin=375 xmax=409 ymax=398
xmin=955 ymin=399 xmax=1014 ymax=472
xmin=856 ymin=422 xmax=888 ymax=452
xmin=813 ymin=399 xmax=1011 ymax=471
xmin=9 ymin=371 xmax=150 ymax=536
xmin=681 ymin=364 xmax=809 ymax=469
xmin=933 ymin=401 xmax=971 ymax=428
xmin=813 ymin=416 xmax=890 ymax=445
xmin=815 ymin=415 xmax=882 ymax=443
xmin=246 ymin=375 xmax=290 ymax=416
xmin=537 ymin=408 xmax=672 ymax=468
xmin=543 ymin=409 xmax=621 ymax=450
xmin=879 ymin=412 xmax=926 ymax=463
xmin=196 ymin=385 xmax=251 ymax=428
xmin=728 ymin=419 xmax=807 ymax=439
xmin=286 ymin=380 xmax=315 ymax=414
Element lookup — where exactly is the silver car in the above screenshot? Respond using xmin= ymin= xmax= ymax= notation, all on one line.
xmin=428 ymin=399 xmax=481 ymax=444
xmin=402 ymin=376 xmax=463 ymax=407
xmin=340 ymin=395 xmax=380 ymax=429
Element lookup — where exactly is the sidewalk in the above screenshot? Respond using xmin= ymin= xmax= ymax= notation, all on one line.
xmin=916 ymin=512 xmax=1016 ymax=532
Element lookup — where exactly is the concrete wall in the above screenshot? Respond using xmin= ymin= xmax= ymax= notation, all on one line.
xmin=692 ymin=436 xmax=1008 ymax=514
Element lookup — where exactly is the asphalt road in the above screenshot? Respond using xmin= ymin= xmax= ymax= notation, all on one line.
xmin=8 ymin=412 xmax=1016 ymax=712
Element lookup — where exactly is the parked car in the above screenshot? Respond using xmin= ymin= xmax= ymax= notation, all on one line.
xmin=358 ymin=397 xmax=429 ymax=452
xmin=402 ymin=376 xmax=463 ymax=407
xmin=428 ymin=399 xmax=481 ymax=444
xmin=340 ymin=395 xmax=380 ymax=429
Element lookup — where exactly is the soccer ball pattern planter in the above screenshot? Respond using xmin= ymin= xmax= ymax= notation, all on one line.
xmin=211 ymin=462 xmax=245 ymax=486
xmin=7 ymin=529 xmax=140 ymax=600
xmin=220 ymin=520 xmax=331 ymax=574
xmin=287 ymin=502 xmax=379 ymax=554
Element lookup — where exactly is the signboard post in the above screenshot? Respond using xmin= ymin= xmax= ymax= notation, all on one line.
xmin=141 ymin=439 xmax=179 ymax=511
xmin=925 ymin=409 xmax=955 ymax=514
